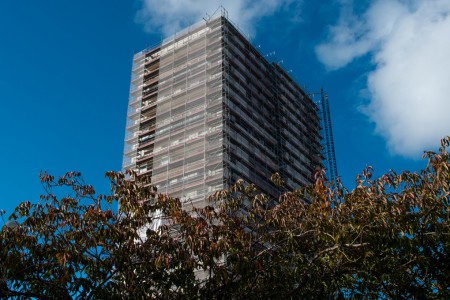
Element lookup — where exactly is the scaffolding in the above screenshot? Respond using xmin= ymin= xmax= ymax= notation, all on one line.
xmin=122 ymin=10 xmax=324 ymax=205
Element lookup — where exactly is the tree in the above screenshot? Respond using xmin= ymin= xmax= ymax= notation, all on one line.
xmin=1 ymin=137 xmax=449 ymax=299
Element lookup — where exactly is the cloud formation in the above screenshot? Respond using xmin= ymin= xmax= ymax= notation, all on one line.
xmin=136 ymin=0 xmax=296 ymax=37
xmin=316 ymin=0 xmax=450 ymax=158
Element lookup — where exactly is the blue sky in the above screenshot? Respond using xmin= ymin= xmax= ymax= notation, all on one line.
xmin=1 ymin=0 xmax=449 ymax=218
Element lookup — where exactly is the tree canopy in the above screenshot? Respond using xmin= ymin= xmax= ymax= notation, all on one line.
xmin=1 ymin=137 xmax=450 ymax=299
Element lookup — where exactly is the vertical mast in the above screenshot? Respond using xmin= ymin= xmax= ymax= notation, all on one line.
xmin=319 ymin=88 xmax=338 ymax=184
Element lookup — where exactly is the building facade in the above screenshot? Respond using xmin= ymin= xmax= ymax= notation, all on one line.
xmin=122 ymin=14 xmax=322 ymax=207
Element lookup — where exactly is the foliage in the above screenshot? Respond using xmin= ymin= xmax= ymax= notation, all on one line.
xmin=1 ymin=137 xmax=450 ymax=299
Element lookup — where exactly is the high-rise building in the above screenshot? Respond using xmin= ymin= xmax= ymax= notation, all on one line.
xmin=122 ymin=11 xmax=322 ymax=207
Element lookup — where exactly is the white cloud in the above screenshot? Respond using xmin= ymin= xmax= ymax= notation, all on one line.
xmin=135 ymin=0 xmax=297 ymax=37
xmin=316 ymin=0 xmax=450 ymax=158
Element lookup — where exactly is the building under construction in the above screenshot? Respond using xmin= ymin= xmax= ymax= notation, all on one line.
xmin=122 ymin=10 xmax=328 ymax=206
